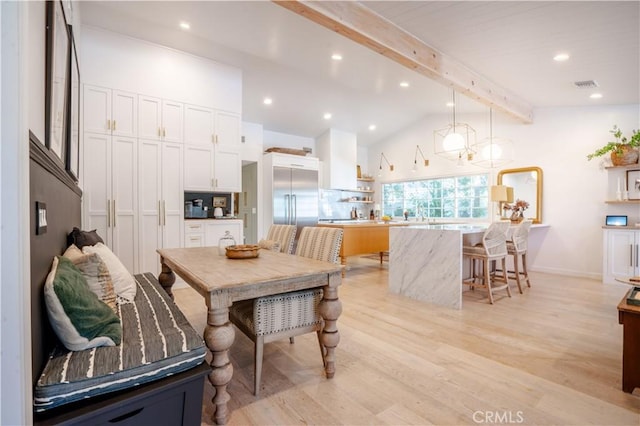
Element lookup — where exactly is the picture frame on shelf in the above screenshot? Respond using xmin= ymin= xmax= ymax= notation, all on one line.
xmin=213 ymin=197 xmax=227 ymax=208
xmin=66 ymin=25 xmax=80 ymax=181
xmin=45 ymin=0 xmax=71 ymax=166
xmin=627 ymin=169 xmax=640 ymax=200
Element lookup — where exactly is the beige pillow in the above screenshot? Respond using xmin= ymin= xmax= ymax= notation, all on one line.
xmin=62 ymin=244 xmax=84 ymax=261
xmin=258 ymin=239 xmax=281 ymax=252
xmin=82 ymin=243 xmax=136 ymax=302
xmin=64 ymin=249 xmax=118 ymax=314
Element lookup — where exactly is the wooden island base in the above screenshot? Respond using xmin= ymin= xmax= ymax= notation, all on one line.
xmin=317 ymin=221 xmax=409 ymax=276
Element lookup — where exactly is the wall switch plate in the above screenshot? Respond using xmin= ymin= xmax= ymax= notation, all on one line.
xmin=36 ymin=202 xmax=47 ymax=235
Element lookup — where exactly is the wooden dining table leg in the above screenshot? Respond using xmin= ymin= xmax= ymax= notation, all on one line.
xmin=319 ymin=271 xmax=342 ymax=378
xmin=158 ymin=257 xmax=176 ymax=299
xmin=204 ymin=300 xmax=235 ymax=425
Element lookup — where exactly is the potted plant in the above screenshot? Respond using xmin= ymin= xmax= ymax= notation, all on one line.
xmin=587 ymin=125 xmax=640 ymax=165
xmin=503 ymin=199 xmax=529 ymax=223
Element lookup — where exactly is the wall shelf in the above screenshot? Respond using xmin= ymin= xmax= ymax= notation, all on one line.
xmin=357 ymin=177 xmax=375 ymax=182
xmin=605 ymin=200 xmax=640 ymax=204
xmin=605 ymin=164 xmax=640 ymax=170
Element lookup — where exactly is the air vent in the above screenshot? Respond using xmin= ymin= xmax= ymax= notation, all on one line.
xmin=574 ymin=80 xmax=599 ymax=89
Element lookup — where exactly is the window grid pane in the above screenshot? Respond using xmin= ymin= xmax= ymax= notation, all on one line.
xmin=381 ymin=173 xmax=489 ymax=219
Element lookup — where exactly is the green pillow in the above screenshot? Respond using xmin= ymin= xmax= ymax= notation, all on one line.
xmin=44 ymin=256 xmax=122 ymax=351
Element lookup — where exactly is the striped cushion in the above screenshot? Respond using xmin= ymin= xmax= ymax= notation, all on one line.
xmin=266 ymin=225 xmax=297 ymax=254
xmin=34 ymin=273 xmax=206 ymax=412
xmin=295 ymin=227 xmax=343 ymax=264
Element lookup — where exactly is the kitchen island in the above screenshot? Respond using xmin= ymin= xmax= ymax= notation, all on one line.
xmin=389 ymin=224 xmax=487 ymax=309
xmin=317 ymin=220 xmax=410 ymax=275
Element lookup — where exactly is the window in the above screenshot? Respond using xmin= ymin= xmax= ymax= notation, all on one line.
xmin=382 ymin=174 xmax=489 ymax=219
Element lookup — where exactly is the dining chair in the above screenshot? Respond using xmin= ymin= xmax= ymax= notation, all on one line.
xmin=229 ymin=226 xmax=343 ymax=395
xmin=462 ymin=221 xmax=511 ymax=304
xmin=507 ymin=219 xmax=533 ymax=293
xmin=264 ymin=224 xmax=297 ymax=254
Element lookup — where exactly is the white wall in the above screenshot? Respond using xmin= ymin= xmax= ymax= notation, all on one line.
xmin=80 ymin=27 xmax=242 ymax=113
xmin=367 ymin=103 xmax=640 ymax=279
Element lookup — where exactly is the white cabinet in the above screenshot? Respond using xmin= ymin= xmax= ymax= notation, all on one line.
xmin=83 ymin=85 xmax=137 ymax=137
xmin=205 ymin=220 xmax=243 ymax=247
xmin=603 ymin=229 xmax=640 ymax=284
xmin=184 ymin=222 xmax=205 ymax=248
xmin=83 ymin=133 xmax=138 ymax=273
xmin=138 ymin=139 xmax=184 ymax=276
xmin=183 ymin=220 xmax=243 ymax=248
xmin=138 ymin=95 xmax=184 ymax=142
xmin=183 ymin=106 xmax=241 ymax=192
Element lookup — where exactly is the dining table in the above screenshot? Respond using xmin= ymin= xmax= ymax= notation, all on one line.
xmin=156 ymin=246 xmax=343 ymax=425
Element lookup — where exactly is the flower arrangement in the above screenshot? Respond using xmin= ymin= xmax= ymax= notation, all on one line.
xmin=503 ymin=199 xmax=529 ymax=213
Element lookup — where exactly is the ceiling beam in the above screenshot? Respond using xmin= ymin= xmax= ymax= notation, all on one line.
xmin=274 ymin=0 xmax=533 ymax=124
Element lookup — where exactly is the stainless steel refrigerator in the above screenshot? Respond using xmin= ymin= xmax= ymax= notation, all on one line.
xmin=272 ymin=166 xmax=319 ymax=239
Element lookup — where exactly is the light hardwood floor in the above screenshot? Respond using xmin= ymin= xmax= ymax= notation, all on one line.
xmin=173 ymin=257 xmax=640 ymax=425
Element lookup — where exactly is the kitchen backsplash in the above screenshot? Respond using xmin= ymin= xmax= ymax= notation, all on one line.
xmin=319 ymin=189 xmax=374 ymax=220
xmin=184 ymin=191 xmax=232 ymax=218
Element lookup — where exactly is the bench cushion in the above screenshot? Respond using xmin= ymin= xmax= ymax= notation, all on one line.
xmin=34 ymin=273 xmax=206 ymax=412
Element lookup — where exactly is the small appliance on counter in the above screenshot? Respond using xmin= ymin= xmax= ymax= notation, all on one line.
xmin=213 ymin=207 xmax=224 ymax=218
xmin=185 ymin=199 xmax=207 ymax=218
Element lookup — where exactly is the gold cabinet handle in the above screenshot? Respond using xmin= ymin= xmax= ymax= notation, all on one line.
xmin=158 ymin=127 xmax=162 ymax=137
xmin=163 ymin=128 xmax=166 ymax=138
xmin=112 ymin=120 xmax=116 ymax=131
xmin=107 ymin=119 xmax=111 ymax=132
xmin=107 ymin=199 xmax=111 ymax=227
xmin=112 ymin=200 xmax=116 ymax=227
xmin=159 ymin=200 xmax=162 ymax=226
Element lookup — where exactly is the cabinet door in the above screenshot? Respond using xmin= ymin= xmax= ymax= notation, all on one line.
xmin=205 ymin=222 xmax=242 ymax=248
xmin=184 ymin=144 xmax=214 ymax=191
xmin=162 ymin=100 xmax=184 ymax=143
xmin=606 ymin=230 xmax=637 ymax=280
xmin=111 ymin=136 xmax=138 ymax=273
xmin=138 ymin=139 xmax=162 ymax=276
xmin=184 ymin=233 xmax=204 ymax=248
xmin=215 ymin=111 xmax=241 ymax=147
xmin=83 ymin=133 xmax=112 ymax=241
xmin=111 ymin=90 xmax=137 ymax=137
xmin=184 ymin=105 xmax=214 ymax=146
xmin=139 ymin=95 xmax=162 ymax=140
xmin=162 ymin=142 xmax=184 ymax=250
xmin=83 ymin=85 xmax=111 ymax=135
xmin=213 ymin=145 xmax=241 ymax=192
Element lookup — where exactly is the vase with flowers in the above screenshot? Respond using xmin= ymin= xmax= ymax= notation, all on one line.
xmin=503 ymin=199 xmax=529 ymax=223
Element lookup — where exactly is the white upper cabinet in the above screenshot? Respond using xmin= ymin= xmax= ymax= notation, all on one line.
xmin=138 ymin=95 xmax=183 ymax=142
xmin=215 ymin=111 xmax=241 ymax=147
xmin=183 ymin=106 xmax=241 ymax=192
xmin=184 ymin=105 xmax=215 ymax=146
xmin=84 ymin=85 xmax=137 ymax=137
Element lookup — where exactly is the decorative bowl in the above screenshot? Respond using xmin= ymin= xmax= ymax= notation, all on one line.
xmin=225 ymin=244 xmax=260 ymax=259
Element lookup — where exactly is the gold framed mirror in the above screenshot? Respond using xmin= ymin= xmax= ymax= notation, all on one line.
xmin=497 ymin=166 xmax=543 ymax=224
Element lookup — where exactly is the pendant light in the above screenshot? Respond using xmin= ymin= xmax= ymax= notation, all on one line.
xmin=434 ymin=90 xmax=476 ymax=162
xmin=471 ymin=108 xmax=514 ymax=168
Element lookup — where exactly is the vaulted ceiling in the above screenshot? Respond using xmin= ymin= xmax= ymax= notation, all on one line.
xmin=79 ymin=1 xmax=639 ymax=146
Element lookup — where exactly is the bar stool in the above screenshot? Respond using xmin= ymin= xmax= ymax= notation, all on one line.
xmin=507 ymin=219 xmax=532 ymax=294
xmin=463 ymin=221 xmax=511 ymax=304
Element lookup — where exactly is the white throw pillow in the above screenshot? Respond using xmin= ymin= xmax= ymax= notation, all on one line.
xmin=82 ymin=243 xmax=136 ymax=302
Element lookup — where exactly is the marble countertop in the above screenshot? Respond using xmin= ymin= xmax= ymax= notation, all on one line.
xmin=402 ymin=223 xmax=489 ymax=233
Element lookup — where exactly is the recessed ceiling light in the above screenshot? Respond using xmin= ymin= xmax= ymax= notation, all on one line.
xmin=263 ymin=97 xmax=273 ymax=105
xmin=553 ymin=53 xmax=569 ymax=62
xmin=369 ymin=124 xmax=377 ymax=131
xmin=446 ymin=102 xmax=455 ymax=108
xmin=399 ymin=81 xmax=410 ymax=88
xmin=590 ymin=93 xmax=603 ymax=99
xmin=179 ymin=21 xmax=191 ymax=30
xmin=323 ymin=113 xmax=332 ymax=120
xmin=331 ymin=53 xmax=343 ymax=61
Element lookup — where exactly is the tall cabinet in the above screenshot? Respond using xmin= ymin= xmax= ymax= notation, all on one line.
xmin=138 ymin=139 xmax=184 ymax=276
xmin=83 ymin=85 xmax=139 ymax=272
